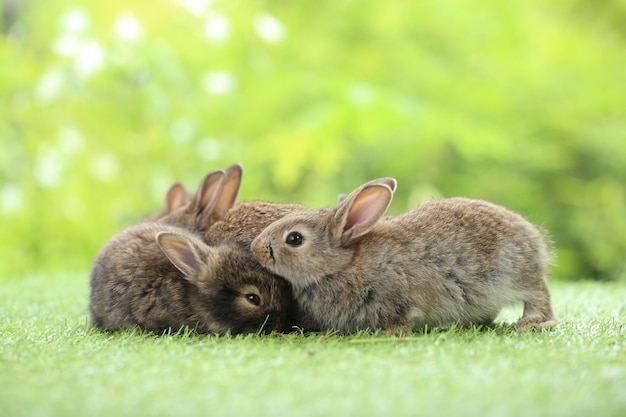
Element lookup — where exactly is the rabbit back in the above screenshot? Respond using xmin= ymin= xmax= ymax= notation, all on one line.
xmin=389 ymin=197 xmax=554 ymax=330
xmin=89 ymin=223 xmax=199 ymax=333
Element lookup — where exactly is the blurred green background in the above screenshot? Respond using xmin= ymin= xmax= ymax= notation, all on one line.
xmin=1 ymin=0 xmax=624 ymax=281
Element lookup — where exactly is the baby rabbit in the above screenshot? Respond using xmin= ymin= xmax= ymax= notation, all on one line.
xmin=145 ymin=181 xmax=193 ymax=221
xmin=251 ymin=177 xmax=557 ymax=334
xmin=89 ymin=222 xmax=296 ymax=334
xmin=157 ymin=165 xmax=241 ymax=231
xmin=89 ymin=166 xmax=273 ymax=334
xmin=195 ymin=165 xmax=319 ymax=330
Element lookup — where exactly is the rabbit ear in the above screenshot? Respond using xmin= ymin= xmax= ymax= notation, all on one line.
xmin=193 ymin=169 xmax=226 ymax=222
xmin=331 ymin=178 xmax=396 ymax=245
xmin=164 ymin=182 xmax=187 ymax=214
xmin=209 ymin=163 xmax=243 ymax=221
xmin=156 ymin=231 xmax=211 ymax=283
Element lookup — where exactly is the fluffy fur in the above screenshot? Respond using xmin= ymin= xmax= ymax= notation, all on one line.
xmin=89 ymin=222 xmax=295 ymax=334
xmin=89 ymin=164 xmax=314 ymax=334
xmin=251 ymin=177 xmax=557 ymax=334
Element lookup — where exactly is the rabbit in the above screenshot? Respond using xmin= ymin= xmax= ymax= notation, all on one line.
xmin=144 ymin=181 xmax=193 ymax=221
xmin=89 ymin=166 xmax=247 ymax=334
xmin=89 ymin=222 xmax=296 ymax=334
xmin=156 ymin=165 xmax=239 ymax=231
xmin=167 ymin=163 xmax=307 ymax=246
xmin=251 ymin=177 xmax=557 ymax=334
xmin=90 ymin=164 xmax=313 ymax=333
xmin=194 ymin=165 xmax=320 ymax=330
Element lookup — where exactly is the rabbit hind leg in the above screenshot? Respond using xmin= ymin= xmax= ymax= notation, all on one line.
xmin=516 ymin=281 xmax=557 ymax=332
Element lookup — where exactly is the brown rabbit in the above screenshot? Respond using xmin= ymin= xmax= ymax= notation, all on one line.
xmin=89 ymin=164 xmax=315 ymax=334
xmin=156 ymin=165 xmax=239 ymax=231
xmin=89 ymin=166 xmax=244 ymax=334
xmin=251 ymin=177 xmax=557 ymax=334
xmin=89 ymin=222 xmax=296 ymax=334
xmin=176 ymin=163 xmax=307 ymax=246
xmin=144 ymin=182 xmax=193 ymax=221
xmin=196 ymin=165 xmax=319 ymax=330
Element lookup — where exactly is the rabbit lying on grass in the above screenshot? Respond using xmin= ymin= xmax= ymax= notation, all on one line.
xmin=89 ymin=164 xmax=310 ymax=334
xmin=90 ymin=222 xmax=296 ymax=334
xmin=252 ymin=177 xmax=557 ymax=334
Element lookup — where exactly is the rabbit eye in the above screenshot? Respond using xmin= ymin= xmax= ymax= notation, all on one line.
xmin=245 ymin=293 xmax=261 ymax=306
xmin=285 ymin=232 xmax=303 ymax=246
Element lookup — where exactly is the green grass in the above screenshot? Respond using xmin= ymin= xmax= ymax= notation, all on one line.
xmin=1 ymin=273 xmax=624 ymax=417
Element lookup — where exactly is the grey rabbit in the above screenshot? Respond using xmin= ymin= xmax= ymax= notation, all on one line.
xmin=251 ymin=177 xmax=557 ymax=334
xmin=89 ymin=167 xmax=293 ymax=333
xmin=89 ymin=222 xmax=295 ymax=334
xmin=89 ymin=164 xmax=309 ymax=334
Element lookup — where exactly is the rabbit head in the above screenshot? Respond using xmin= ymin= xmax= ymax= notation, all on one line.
xmin=251 ymin=177 xmax=397 ymax=289
xmin=156 ymin=230 xmax=295 ymax=334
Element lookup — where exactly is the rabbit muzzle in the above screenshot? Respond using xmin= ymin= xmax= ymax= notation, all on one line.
xmin=251 ymin=238 xmax=275 ymax=267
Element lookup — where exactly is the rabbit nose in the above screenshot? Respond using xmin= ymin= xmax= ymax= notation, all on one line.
xmin=252 ymin=239 xmax=275 ymax=265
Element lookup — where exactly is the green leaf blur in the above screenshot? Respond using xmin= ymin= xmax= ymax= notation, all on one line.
xmin=1 ymin=0 xmax=624 ymax=281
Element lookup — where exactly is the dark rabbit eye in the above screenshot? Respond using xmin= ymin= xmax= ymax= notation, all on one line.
xmin=285 ymin=232 xmax=304 ymax=246
xmin=245 ymin=293 xmax=261 ymax=306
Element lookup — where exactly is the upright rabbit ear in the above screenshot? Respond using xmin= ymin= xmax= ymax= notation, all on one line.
xmin=164 ymin=182 xmax=188 ymax=214
xmin=209 ymin=163 xmax=243 ymax=221
xmin=331 ymin=177 xmax=397 ymax=246
xmin=156 ymin=231 xmax=212 ymax=283
xmin=189 ymin=169 xmax=229 ymax=231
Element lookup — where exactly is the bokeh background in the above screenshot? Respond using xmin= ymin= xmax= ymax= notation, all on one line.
xmin=1 ymin=0 xmax=624 ymax=282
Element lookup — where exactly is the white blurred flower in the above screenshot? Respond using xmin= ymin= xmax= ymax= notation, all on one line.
xmin=254 ymin=12 xmax=286 ymax=44
xmin=60 ymin=8 xmax=89 ymax=34
xmin=203 ymin=13 xmax=229 ymax=43
xmin=52 ymin=35 xmax=105 ymax=79
xmin=90 ymin=154 xmax=120 ymax=182
xmin=1 ymin=184 xmax=24 ymax=215
xmin=36 ymin=68 xmax=65 ymax=102
xmin=114 ymin=11 xmax=144 ymax=42
xmin=196 ymin=138 xmax=222 ymax=161
xmin=34 ymin=144 xmax=64 ymax=189
xmin=202 ymin=71 xmax=236 ymax=95
xmin=179 ymin=0 xmax=214 ymax=17
xmin=53 ymin=33 xmax=82 ymax=57
xmin=58 ymin=127 xmax=84 ymax=155
xmin=53 ymin=9 xmax=105 ymax=79
xmin=73 ymin=40 xmax=105 ymax=78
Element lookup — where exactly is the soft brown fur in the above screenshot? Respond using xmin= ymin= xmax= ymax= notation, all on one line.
xmin=205 ymin=201 xmax=306 ymax=246
xmin=252 ymin=177 xmax=557 ymax=334
xmin=89 ymin=164 xmax=313 ymax=334
xmin=89 ymin=222 xmax=295 ymax=334
xmin=204 ymin=200 xmax=320 ymax=331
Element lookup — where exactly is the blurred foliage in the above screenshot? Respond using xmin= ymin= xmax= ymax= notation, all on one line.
xmin=0 ymin=0 xmax=624 ymax=281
